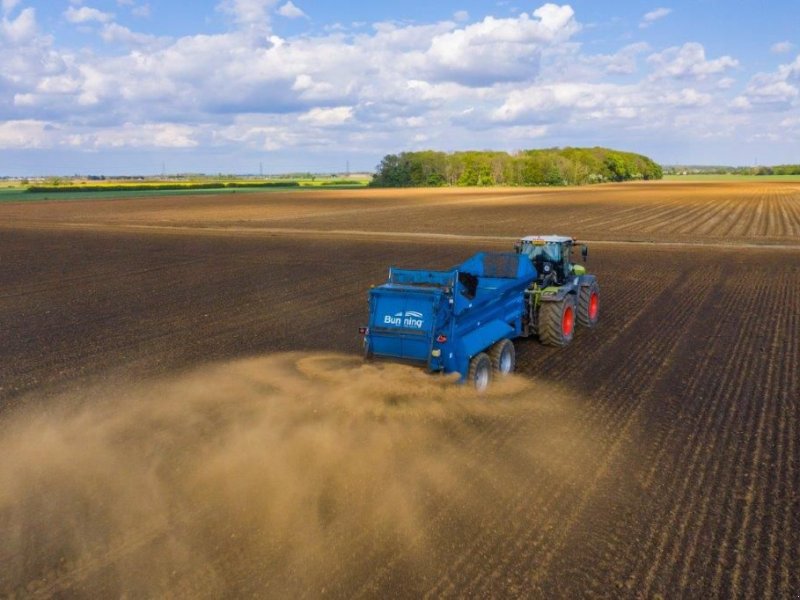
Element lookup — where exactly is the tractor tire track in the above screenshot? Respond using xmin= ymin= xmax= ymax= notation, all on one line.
xmin=446 ymin=271 xmax=718 ymax=595
xmin=516 ymin=270 xmax=721 ymax=594
xmin=428 ymin=270 xmax=684 ymax=592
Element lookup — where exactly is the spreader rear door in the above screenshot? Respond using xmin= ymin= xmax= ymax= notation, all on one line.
xmin=368 ymin=288 xmax=438 ymax=363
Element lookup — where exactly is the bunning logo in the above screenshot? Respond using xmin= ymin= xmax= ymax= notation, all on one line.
xmin=383 ymin=310 xmax=424 ymax=329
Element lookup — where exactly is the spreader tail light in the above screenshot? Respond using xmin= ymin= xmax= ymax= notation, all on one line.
xmin=436 ymin=334 xmax=447 ymax=343
xmin=359 ymin=327 xmax=368 ymax=335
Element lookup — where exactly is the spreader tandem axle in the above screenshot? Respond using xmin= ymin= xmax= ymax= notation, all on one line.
xmin=360 ymin=236 xmax=600 ymax=391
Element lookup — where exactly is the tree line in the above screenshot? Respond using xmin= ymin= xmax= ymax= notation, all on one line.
xmin=370 ymin=147 xmax=663 ymax=187
xmin=663 ymin=165 xmax=800 ymax=176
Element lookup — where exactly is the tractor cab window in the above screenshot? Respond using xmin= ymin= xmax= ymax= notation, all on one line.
xmin=522 ymin=241 xmax=573 ymax=282
xmin=522 ymin=242 xmax=561 ymax=263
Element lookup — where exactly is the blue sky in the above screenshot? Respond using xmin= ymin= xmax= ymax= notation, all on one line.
xmin=0 ymin=0 xmax=798 ymax=175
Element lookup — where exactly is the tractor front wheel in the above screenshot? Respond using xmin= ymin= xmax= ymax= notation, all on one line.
xmin=489 ymin=339 xmax=515 ymax=375
xmin=539 ymin=297 xmax=576 ymax=347
xmin=468 ymin=352 xmax=492 ymax=392
xmin=578 ymin=282 xmax=600 ymax=328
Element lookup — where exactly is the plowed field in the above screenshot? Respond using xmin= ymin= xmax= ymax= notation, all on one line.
xmin=1 ymin=181 xmax=798 ymax=597
xmin=4 ymin=180 xmax=800 ymax=245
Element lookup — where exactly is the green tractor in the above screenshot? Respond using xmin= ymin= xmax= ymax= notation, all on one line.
xmin=514 ymin=235 xmax=600 ymax=347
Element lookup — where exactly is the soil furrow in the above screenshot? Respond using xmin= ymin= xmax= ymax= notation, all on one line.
xmin=637 ymin=274 xmax=769 ymax=595
xmin=731 ymin=275 xmax=787 ymax=596
xmin=505 ymin=273 xmax=718 ymax=594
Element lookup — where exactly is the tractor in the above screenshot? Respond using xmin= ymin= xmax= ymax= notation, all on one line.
xmin=515 ymin=235 xmax=600 ymax=347
xmin=361 ymin=235 xmax=600 ymax=390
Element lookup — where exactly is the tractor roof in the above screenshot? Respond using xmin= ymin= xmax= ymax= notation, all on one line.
xmin=519 ymin=235 xmax=574 ymax=243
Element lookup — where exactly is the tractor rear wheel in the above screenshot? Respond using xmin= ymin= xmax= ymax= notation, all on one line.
xmin=577 ymin=282 xmax=600 ymax=328
xmin=489 ymin=339 xmax=515 ymax=375
xmin=468 ymin=352 xmax=492 ymax=392
xmin=539 ymin=297 xmax=576 ymax=347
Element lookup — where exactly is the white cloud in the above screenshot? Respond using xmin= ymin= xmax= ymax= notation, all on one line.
xmin=132 ymin=4 xmax=150 ymax=18
xmin=1 ymin=0 xmax=20 ymax=15
xmin=1 ymin=6 xmax=37 ymax=43
xmin=742 ymin=79 xmax=798 ymax=106
xmin=425 ymin=5 xmax=580 ymax=85
xmin=639 ymin=7 xmax=671 ymax=28
xmin=0 ymin=119 xmax=56 ymax=149
xmin=730 ymin=96 xmax=751 ymax=110
xmin=505 ymin=124 xmax=548 ymax=139
xmin=36 ymin=74 xmax=82 ymax=94
xmin=492 ymin=83 xmax=631 ymax=122
xmin=298 ymin=106 xmax=354 ymax=126
xmin=2 ymin=2 xmax=795 ymax=161
xmin=100 ymin=22 xmax=159 ymax=46
xmin=115 ymin=0 xmax=150 ymax=15
xmin=276 ymin=1 xmax=306 ymax=19
xmin=492 ymin=79 xmax=717 ymax=125
xmin=771 ymin=41 xmax=794 ymax=54
xmin=648 ymin=42 xmax=738 ymax=80
xmin=215 ymin=116 xmax=306 ymax=151
xmin=88 ymin=123 xmax=198 ymax=148
xmin=663 ymin=88 xmax=711 ymax=107
xmin=580 ymin=42 xmax=650 ymax=76
xmin=736 ymin=55 xmax=800 ymax=108
xmin=0 ymin=120 xmax=196 ymax=149
xmin=64 ymin=6 xmax=114 ymax=24
xmin=290 ymin=73 xmax=335 ymax=100
xmin=217 ymin=0 xmax=277 ymax=32
xmin=453 ymin=10 xmax=469 ymax=22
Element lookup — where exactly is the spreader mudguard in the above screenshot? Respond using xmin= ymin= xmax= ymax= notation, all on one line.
xmin=459 ymin=319 xmax=515 ymax=362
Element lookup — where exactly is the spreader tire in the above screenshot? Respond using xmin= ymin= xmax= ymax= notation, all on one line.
xmin=539 ymin=297 xmax=576 ymax=347
xmin=468 ymin=352 xmax=492 ymax=392
xmin=489 ymin=339 xmax=515 ymax=375
xmin=577 ymin=282 xmax=600 ymax=328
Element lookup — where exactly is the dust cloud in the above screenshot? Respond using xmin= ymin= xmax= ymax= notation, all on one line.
xmin=0 ymin=353 xmax=586 ymax=597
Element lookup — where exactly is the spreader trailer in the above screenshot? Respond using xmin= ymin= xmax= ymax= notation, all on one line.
xmin=360 ymin=236 xmax=600 ymax=390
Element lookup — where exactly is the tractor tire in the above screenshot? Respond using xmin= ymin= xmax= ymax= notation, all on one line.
xmin=468 ymin=352 xmax=492 ymax=392
xmin=489 ymin=339 xmax=515 ymax=375
xmin=577 ymin=282 xmax=600 ymax=328
xmin=539 ymin=296 xmax=576 ymax=347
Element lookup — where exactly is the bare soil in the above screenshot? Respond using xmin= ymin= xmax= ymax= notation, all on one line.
xmin=3 ymin=181 xmax=800 ymax=245
xmin=0 ymin=182 xmax=798 ymax=597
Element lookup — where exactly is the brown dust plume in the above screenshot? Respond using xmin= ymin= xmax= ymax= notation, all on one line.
xmin=0 ymin=353 xmax=590 ymax=598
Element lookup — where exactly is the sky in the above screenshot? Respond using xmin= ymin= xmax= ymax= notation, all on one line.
xmin=0 ymin=0 xmax=798 ymax=176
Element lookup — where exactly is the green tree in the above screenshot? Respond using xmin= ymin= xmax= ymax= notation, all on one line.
xmin=370 ymin=147 xmax=663 ymax=187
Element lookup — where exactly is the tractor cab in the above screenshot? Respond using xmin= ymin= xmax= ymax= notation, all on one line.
xmin=515 ymin=235 xmax=586 ymax=285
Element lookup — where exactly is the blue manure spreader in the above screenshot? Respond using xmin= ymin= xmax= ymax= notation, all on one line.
xmin=360 ymin=236 xmax=600 ymax=390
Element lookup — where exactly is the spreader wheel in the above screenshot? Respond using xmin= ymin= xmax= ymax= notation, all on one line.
xmin=578 ymin=281 xmax=600 ymax=328
xmin=468 ymin=352 xmax=492 ymax=392
xmin=489 ymin=339 xmax=516 ymax=375
xmin=539 ymin=296 xmax=576 ymax=347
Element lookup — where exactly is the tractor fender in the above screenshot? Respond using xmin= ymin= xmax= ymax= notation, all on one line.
xmin=576 ymin=274 xmax=597 ymax=288
xmin=539 ymin=286 xmax=576 ymax=303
